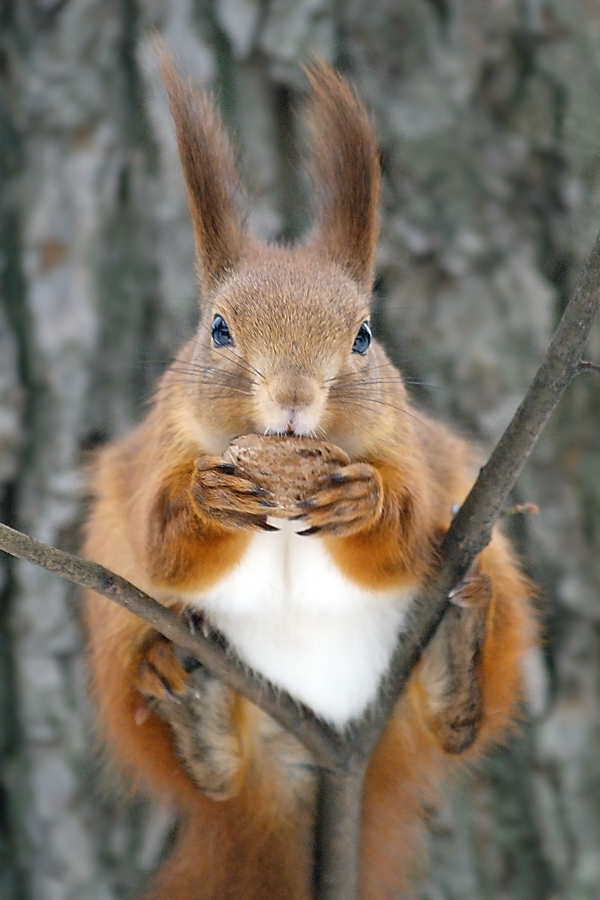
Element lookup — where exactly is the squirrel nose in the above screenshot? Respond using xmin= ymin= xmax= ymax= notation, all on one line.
xmin=270 ymin=375 xmax=316 ymax=412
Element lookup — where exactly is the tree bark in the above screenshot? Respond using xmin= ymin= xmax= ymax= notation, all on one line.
xmin=1 ymin=1 xmax=600 ymax=898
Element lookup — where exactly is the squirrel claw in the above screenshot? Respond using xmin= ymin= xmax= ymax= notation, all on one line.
xmin=184 ymin=608 xmax=215 ymax=639
xmin=183 ymin=608 xmax=198 ymax=635
xmin=448 ymin=573 xmax=492 ymax=609
xmin=298 ymin=525 xmax=321 ymax=537
xmin=258 ymin=521 xmax=279 ymax=532
xmin=215 ymin=463 xmax=238 ymax=475
xmin=138 ymin=660 xmax=184 ymax=705
xmin=142 ymin=662 xmax=183 ymax=705
xmin=328 ymin=471 xmax=349 ymax=485
xmin=448 ymin=579 xmax=469 ymax=601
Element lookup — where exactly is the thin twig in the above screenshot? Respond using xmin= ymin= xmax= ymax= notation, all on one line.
xmin=577 ymin=359 xmax=600 ymax=375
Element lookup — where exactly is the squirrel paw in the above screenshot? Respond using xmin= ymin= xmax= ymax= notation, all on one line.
xmin=192 ymin=456 xmax=279 ymax=532
xmin=296 ymin=463 xmax=383 ymax=537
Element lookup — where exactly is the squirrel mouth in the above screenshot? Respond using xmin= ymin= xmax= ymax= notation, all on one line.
xmin=258 ymin=402 xmax=324 ymax=439
xmin=261 ymin=423 xmax=318 ymax=440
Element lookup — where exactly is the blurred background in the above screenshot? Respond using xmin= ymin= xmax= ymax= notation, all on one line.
xmin=1 ymin=1 xmax=600 ymax=898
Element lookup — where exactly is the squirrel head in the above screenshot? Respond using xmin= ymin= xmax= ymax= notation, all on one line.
xmin=159 ymin=50 xmax=407 ymax=457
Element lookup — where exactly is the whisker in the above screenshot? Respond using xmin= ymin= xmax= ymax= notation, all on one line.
xmin=327 ymin=396 xmax=434 ymax=432
xmin=329 ymin=395 xmax=406 ymax=414
xmin=186 ymin=335 xmax=266 ymax=382
xmin=164 ymin=381 xmax=254 ymax=399
xmin=166 ymin=372 xmax=253 ymax=392
xmin=325 ymin=361 xmax=396 ymax=384
xmin=156 ymin=368 xmax=254 ymax=391
xmin=213 ymin=294 xmax=240 ymax=322
xmin=221 ymin=349 xmax=266 ymax=382
xmin=168 ymin=364 xmax=250 ymax=382
xmin=328 ymin=378 xmax=441 ymax=391
xmin=326 ymin=363 xmax=439 ymax=391
xmin=167 ymin=360 xmax=253 ymax=384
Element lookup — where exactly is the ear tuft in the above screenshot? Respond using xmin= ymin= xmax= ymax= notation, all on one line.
xmin=155 ymin=41 xmax=246 ymax=292
xmin=304 ymin=61 xmax=380 ymax=290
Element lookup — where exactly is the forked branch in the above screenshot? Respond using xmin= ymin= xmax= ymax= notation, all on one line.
xmin=1 ymin=229 xmax=599 ymax=900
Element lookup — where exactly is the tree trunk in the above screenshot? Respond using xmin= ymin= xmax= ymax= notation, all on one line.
xmin=0 ymin=1 xmax=599 ymax=898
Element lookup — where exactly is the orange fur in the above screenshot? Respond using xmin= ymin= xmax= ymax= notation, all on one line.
xmin=83 ymin=55 xmax=535 ymax=898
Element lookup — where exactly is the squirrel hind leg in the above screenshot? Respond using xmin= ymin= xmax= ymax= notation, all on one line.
xmin=153 ymin=664 xmax=245 ymax=802
xmin=419 ymin=572 xmax=492 ymax=755
xmin=137 ymin=635 xmax=245 ymax=801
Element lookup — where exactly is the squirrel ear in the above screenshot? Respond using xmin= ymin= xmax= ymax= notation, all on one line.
xmin=157 ymin=43 xmax=246 ymax=292
xmin=304 ymin=62 xmax=380 ymax=291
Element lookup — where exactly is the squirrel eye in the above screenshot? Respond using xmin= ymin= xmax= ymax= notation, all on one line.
xmin=211 ymin=314 xmax=234 ymax=348
xmin=352 ymin=321 xmax=372 ymax=355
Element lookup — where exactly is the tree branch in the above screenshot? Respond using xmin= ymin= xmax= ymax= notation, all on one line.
xmin=1 ymin=228 xmax=599 ymax=900
xmin=347 ymin=227 xmax=600 ymax=763
xmin=313 ymin=762 xmax=368 ymax=900
xmin=311 ymin=228 xmax=600 ymax=898
xmin=0 ymin=521 xmax=342 ymax=769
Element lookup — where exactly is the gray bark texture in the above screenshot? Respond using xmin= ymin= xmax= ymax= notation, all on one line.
xmin=0 ymin=1 xmax=599 ymax=898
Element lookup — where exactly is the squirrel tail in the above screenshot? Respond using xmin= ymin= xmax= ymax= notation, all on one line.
xmin=142 ymin=784 xmax=313 ymax=900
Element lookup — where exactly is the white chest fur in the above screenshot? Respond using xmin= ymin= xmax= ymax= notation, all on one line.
xmin=188 ymin=522 xmax=415 ymax=728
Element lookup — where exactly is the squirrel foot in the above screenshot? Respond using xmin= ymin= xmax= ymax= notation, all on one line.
xmin=296 ymin=463 xmax=383 ymax=537
xmin=421 ymin=571 xmax=492 ymax=754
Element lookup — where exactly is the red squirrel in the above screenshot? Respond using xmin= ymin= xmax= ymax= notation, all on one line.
xmin=83 ymin=54 xmax=535 ymax=900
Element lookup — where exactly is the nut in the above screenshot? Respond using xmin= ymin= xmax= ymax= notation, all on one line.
xmin=223 ymin=434 xmax=350 ymax=516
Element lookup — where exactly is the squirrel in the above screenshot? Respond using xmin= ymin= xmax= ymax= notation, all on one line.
xmin=83 ymin=52 xmax=535 ymax=900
